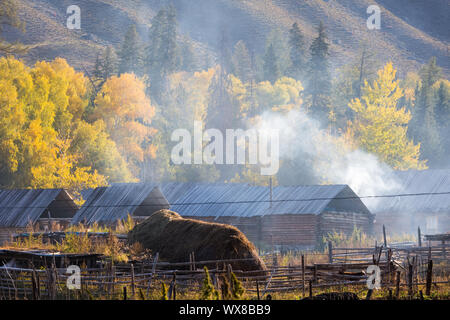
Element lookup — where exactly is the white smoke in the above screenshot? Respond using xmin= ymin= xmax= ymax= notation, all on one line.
xmin=251 ymin=109 xmax=401 ymax=199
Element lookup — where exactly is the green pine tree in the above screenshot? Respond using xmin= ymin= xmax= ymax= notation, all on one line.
xmin=435 ymin=81 xmax=450 ymax=166
xmin=306 ymin=21 xmax=331 ymax=125
xmin=231 ymin=40 xmax=252 ymax=83
xmin=263 ymin=44 xmax=281 ymax=84
xmin=94 ymin=46 xmax=118 ymax=85
xmin=409 ymin=57 xmax=443 ymax=166
xmin=145 ymin=6 xmax=179 ymax=102
xmin=200 ymin=267 xmax=219 ymax=300
xmin=118 ymin=25 xmax=142 ymax=75
xmin=230 ymin=272 xmax=245 ymax=299
xmin=288 ymin=22 xmax=306 ymax=80
xmin=180 ymin=38 xmax=198 ymax=72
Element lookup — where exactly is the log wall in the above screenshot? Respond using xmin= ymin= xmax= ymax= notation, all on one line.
xmin=184 ymin=211 xmax=373 ymax=249
xmin=260 ymin=214 xmax=318 ymax=248
xmin=0 ymin=228 xmax=25 ymax=245
xmin=319 ymin=211 xmax=373 ymax=238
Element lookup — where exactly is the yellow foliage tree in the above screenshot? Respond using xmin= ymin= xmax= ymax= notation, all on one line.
xmin=93 ymin=73 xmax=157 ymax=177
xmin=255 ymin=77 xmax=303 ymax=113
xmin=0 ymin=56 xmax=131 ymax=191
xmin=228 ymin=165 xmax=278 ymax=186
xmin=347 ymin=63 xmax=427 ymax=170
xmin=30 ymin=135 xmax=107 ymax=195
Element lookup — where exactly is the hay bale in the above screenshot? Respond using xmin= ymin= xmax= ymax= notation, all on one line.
xmin=128 ymin=210 xmax=266 ymax=272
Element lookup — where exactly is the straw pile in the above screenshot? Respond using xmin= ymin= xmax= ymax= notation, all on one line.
xmin=128 ymin=210 xmax=266 ymax=272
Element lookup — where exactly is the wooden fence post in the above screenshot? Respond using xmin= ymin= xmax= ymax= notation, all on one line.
xmin=417 ymin=227 xmax=422 ymax=247
xmin=227 ymin=264 xmax=233 ymax=291
xmin=31 ymin=270 xmax=38 ymax=300
xmin=172 ymin=272 xmax=177 ymax=300
xmin=131 ymin=263 xmax=135 ymax=299
xmin=395 ymin=271 xmax=401 ymax=300
xmin=328 ymin=241 xmax=333 ymax=264
xmin=407 ymin=261 xmax=413 ymax=299
xmin=425 ymin=259 xmax=433 ymax=296
xmin=313 ymin=264 xmax=317 ymax=284
xmin=301 ymin=255 xmax=305 ymax=298
xmin=442 ymin=240 xmax=446 ymax=260
xmin=256 ymin=281 xmax=260 ymax=300
xmin=308 ymin=279 xmax=313 ymax=298
xmin=147 ymin=252 xmax=159 ymax=296
xmin=387 ymin=249 xmax=392 ymax=286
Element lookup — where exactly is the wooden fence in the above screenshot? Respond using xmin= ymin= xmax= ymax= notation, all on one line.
xmin=1 ymin=244 xmax=448 ymax=300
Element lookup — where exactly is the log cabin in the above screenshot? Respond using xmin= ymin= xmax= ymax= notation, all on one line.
xmin=163 ymin=183 xmax=374 ymax=250
xmin=0 ymin=189 xmax=78 ymax=245
xmin=366 ymin=169 xmax=450 ymax=235
xmin=71 ymin=183 xmax=170 ymax=226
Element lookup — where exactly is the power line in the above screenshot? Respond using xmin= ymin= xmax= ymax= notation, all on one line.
xmin=0 ymin=191 xmax=449 ymax=210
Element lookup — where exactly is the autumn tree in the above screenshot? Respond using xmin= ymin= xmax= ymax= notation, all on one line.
xmin=153 ymin=68 xmax=220 ymax=182
xmin=0 ymin=56 xmax=112 ymax=192
xmin=93 ymin=73 xmax=157 ymax=179
xmin=254 ymin=77 xmax=303 ymax=113
xmin=348 ymin=62 xmax=426 ymax=170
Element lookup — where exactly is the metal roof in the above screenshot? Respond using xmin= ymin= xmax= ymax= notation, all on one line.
xmin=71 ymin=183 xmax=170 ymax=225
xmin=160 ymin=182 xmax=203 ymax=203
xmin=0 ymin=189 xmax=78 ymax=228
xmin=365 ymin=169 xmax=450 ymax=214
xmin=265 ymin=184 xmax=371 ymax=216
xmin=163 ymin=183 xmax=371 ymax=218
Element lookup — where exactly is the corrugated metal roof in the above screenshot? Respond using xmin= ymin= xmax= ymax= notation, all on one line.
xmin=266 ymin=185 xmax=357 ymax=215
xmin=0 ymin=189 xmax=77 ymax=228
xmin=160 ymin=182 xmax=203 ymax=203
xmin=164 ymin=183 xmax=370 ymax=218
xmin=71 ymin=183 xmax=170 ymax=225
xmin=366 ymin=169 xmax=450 ymax=214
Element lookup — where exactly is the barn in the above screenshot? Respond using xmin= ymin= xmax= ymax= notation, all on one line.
xmin=0 ymin=189 xmax=78 ymax=245
xmin=71 ymin=183 xmax=170 ymax=226
xmin=366 ymin=169 xmax=450 ymax=235
xmin=163 ymin=183 xmax=374 ymax=250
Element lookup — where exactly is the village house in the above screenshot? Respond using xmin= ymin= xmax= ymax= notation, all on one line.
xmin=0 ymin=189 xmax=78 ymax=244
xmin=162 ymin=183 xmax=374 ymax=250
xmin=71 ymin=183 xmax=170 ymax=226
xmin=367 ymin=169 xmax=450 ymax=235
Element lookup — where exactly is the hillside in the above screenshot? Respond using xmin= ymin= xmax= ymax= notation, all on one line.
xmin=5 ymin=0 xmax=450 ymax=75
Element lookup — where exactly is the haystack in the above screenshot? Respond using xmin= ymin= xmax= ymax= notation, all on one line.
xmin=128 ymin=210 xmax=266 ymax=272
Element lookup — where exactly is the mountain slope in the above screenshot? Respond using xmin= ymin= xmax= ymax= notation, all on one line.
xmin=6 ymin=0 xmax=450 ymax=75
